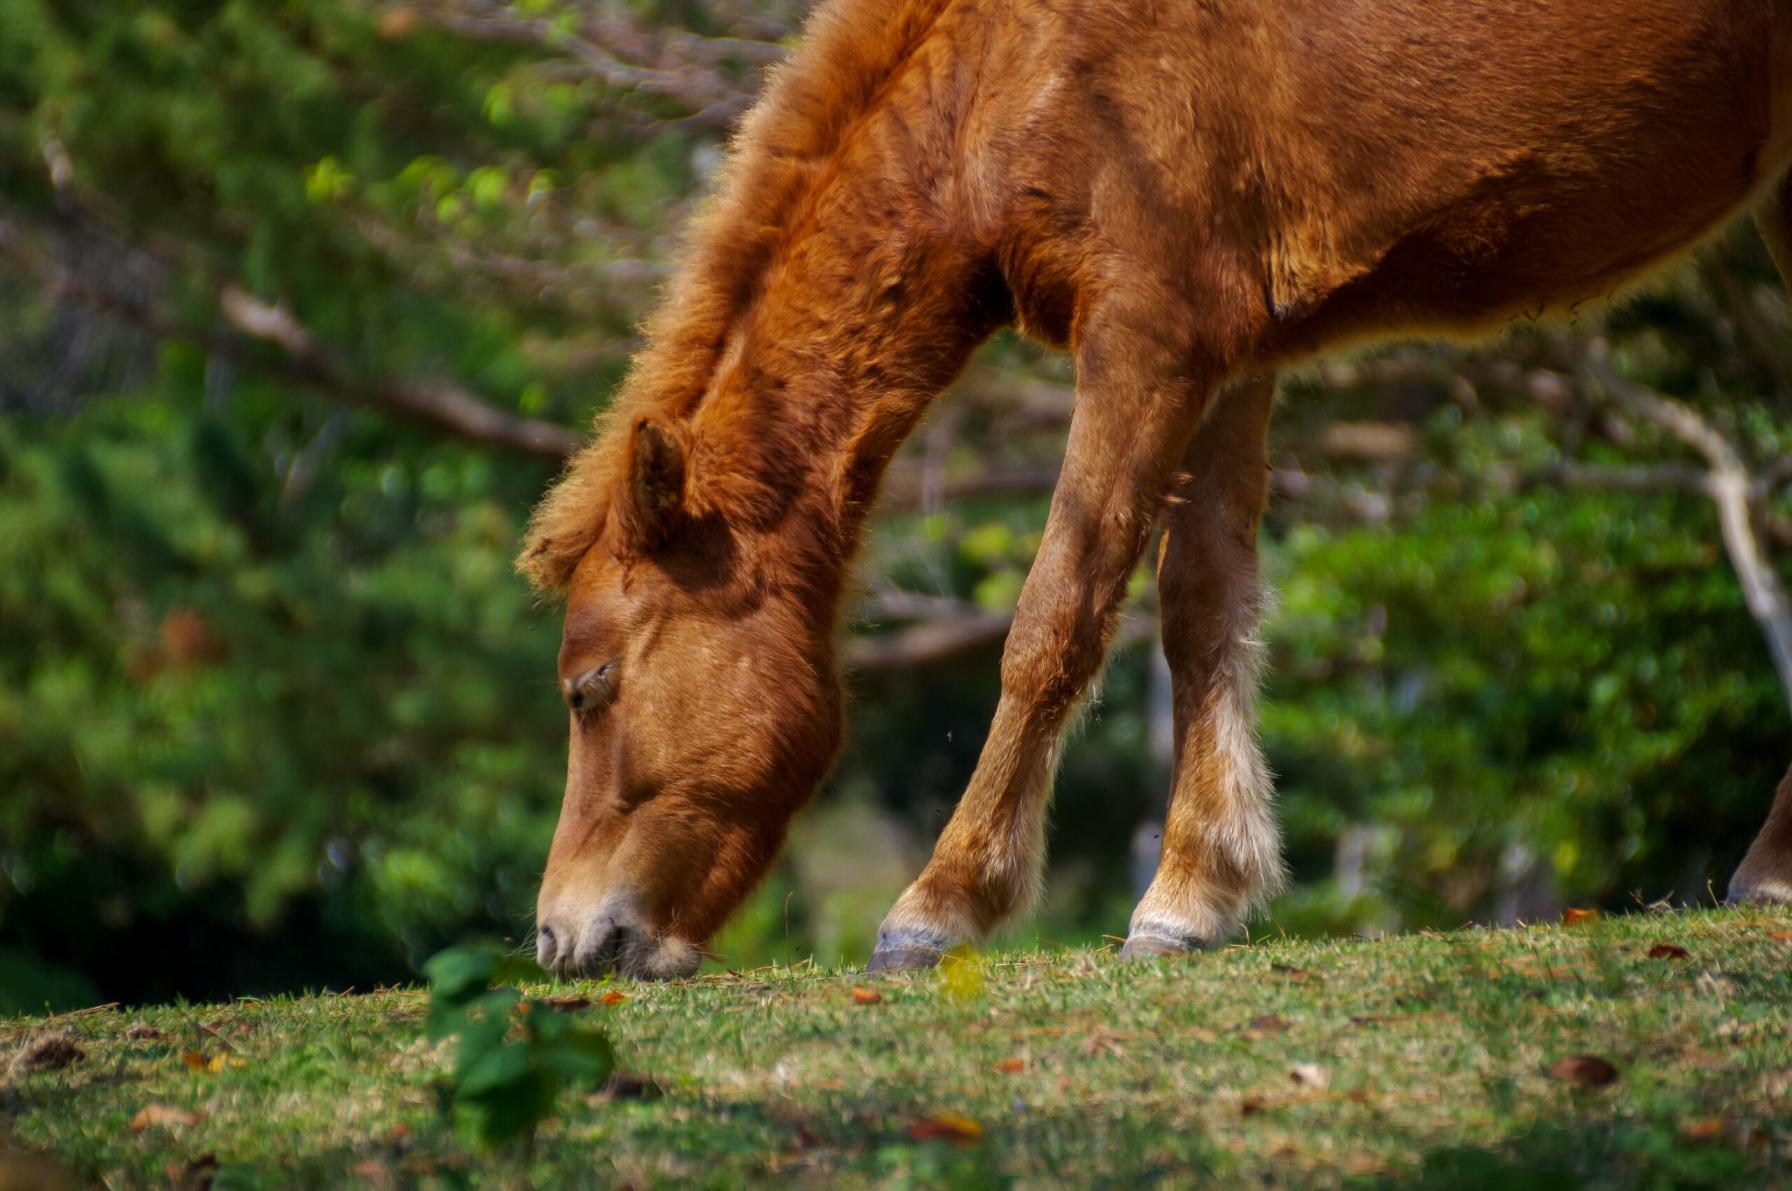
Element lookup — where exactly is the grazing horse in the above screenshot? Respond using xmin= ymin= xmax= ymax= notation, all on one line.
xmin=520 ymin=0 xmax=1792 ymax=979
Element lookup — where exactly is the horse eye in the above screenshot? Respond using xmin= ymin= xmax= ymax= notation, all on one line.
xmin=563 ymin=659 xmax=620 ymax=717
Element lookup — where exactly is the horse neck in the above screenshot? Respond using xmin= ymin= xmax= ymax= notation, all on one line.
xmin=687 ymin=62 xmax=1004 ymax=597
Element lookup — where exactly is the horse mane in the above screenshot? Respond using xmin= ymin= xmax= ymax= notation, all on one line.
xmin=516 ymin=0 xmax=954 ymax=594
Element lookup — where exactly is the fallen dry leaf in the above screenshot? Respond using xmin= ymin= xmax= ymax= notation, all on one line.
xmin=1246 ymin=1014 xmax=1289 ymax=1036
xmin=850 ymin=987 xmax=882 ymax=1005
xmin=1547 ymin=1055 xmax=1620 ymax=1088
xmin=9 ymin=1030 xmax=84 ymax=1074
xmin=1239 ymin=1095 xmax=1266 ymax=1117
xmin=600 ymin=990 xmax=627 ymax=1007
xmin=1562 ymin=908 xmax=1600 ymax=926
xmin=994 ymin=1057 xmax=1025 ymax=1074
xmin=541 ymin=996 xmax=591 ymax=1010
xmin=907 ymin=1113 xmax=983 ymax=1146
xmin=939 ymin=951 xmax=985 ymax=1001
xmin=1647 ymin=943 xmax=1690 ymax=961
xmin=131 ymin=1104 xmax=205 ymax=1131
xmin=182 ymin=1050 xmax=239 ymax=1073
xmin=126 ymin=1024 xmax=163 ymax=1040
xmin=1679 ymin=1117 xmax=1726 ymax=1142
xmin=1289 ymin=1062 xmax=1330 ymax=1090
xmin=1768 ymin=930 xmax=1792 ymax=942
xmin=1270 ymin=962 xmax=1313 ymax=980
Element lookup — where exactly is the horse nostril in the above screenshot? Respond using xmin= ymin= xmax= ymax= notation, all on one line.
xmin=592 ymin=919 xmax=634 ymax=969
xmin=536 ymin=925 xmax=558 ymax=969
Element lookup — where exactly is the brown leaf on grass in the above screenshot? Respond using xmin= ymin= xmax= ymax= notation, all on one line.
xmin=907 ymin=1113 xmax=983 ymax=1146
xmin=600 ymin=990 xmax=627 ymax=1006
xmin=126 ymin=1024 xmax=163 ymax=1040
xmin=1348 ymin=1013 xmax=1392 ymax=1027
xmin=1289 ymin=1062 xmax=1330 ymax=1090
xmin=1562 ymin=908 xmax=1600 ymax=926
xmin=1679 ymin=1117 xmax=1726 ymax=1142
xmin=1767 ymin=930 xmax=1792 ymax=942
xmin=541 ymin=996 xmax=591 ymax=1010
xmin=1547 ymin=1055 xmax=1619 ymax=1088
xmin=1239 ymin=1095 xmax=1266 ymax=1118
xmin=10 ymin=1030 xmax=84 ymax=1073
xmin=130 ymin=1104 xmax=205 ymax=1131
xmin=850 ymin=987 xmax=882 ymax=1005
xmin=994 ymin=1057 xmax=1025 ymax=1074
xmin=1245 ymin=1014 xmax=1289 ymax=1037
xmin=1647 ymin=943 xmax=1690 ymax=961
xmin=1270 ymin=962 xmax=1313 ymax=980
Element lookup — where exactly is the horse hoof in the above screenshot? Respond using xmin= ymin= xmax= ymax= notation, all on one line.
xmin=866 ymin=944 xmax=943 ymax=974
xmin=1118 ymin=934 xmax=1198 ymax=961
xmin=1726 ymin=874 xmax=1792 ymax=906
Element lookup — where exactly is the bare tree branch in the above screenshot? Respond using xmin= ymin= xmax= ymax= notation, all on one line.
xmin=844 ymin=608 xmax=1015 ymax=675
xmin=1586 ymin=352 xmax=1792 ymax=709
xmin=1526 ymin=460 xmax=1713 ymax=496
xmin=395 ymin=1 xmax=779 ymax=130
xmin=0 ymin=212 xmax=581 ymax=460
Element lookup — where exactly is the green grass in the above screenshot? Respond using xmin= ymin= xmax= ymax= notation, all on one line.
xmin=4 ymin=907 xmax=1791 ymax=1188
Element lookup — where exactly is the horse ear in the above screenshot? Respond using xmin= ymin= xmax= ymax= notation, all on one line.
xmin=616 ymin=415 xmax=687 ymax=554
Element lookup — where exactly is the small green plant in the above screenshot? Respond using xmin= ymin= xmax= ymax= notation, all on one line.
xmin=423 ymin=943 xmax=616 ymax=1149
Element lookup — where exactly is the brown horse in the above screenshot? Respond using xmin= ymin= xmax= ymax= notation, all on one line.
xmin=520 ymin=0 xmax=1792 ymax=979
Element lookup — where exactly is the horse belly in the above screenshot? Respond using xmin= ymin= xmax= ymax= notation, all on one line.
xmin=1255 ymin=0 xmax=1787 ymax=358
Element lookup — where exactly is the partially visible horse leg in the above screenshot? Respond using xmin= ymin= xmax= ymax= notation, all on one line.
xmin=1726 ymin=176 xmax=1792 ymax=906
xmin=867 ymin=292 xmax=1235 ymax=971
xmin=1122 ymin=373 xmax=1284 ymax=957
xmin=1729 ymin=762 xmax=1792 ymax=904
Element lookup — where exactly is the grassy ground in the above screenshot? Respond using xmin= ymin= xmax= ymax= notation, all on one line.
xmin=3 ymin=906 xmax=1791 ymax=1189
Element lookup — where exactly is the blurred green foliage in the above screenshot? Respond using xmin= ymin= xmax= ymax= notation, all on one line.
xmin=423 ymin=941 xmax=615 ymax=1149
xmin=1 ymin=0 xmax=1788 ymax=1011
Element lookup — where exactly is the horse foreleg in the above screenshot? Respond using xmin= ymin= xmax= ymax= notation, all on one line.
xmin=1122 ymin=373 xmax=1286 ymax=958
xmin=867 ymin=297 xmax=1230 ymax=972
xmin=1729 ymin=762 xmax=1792 ymax=904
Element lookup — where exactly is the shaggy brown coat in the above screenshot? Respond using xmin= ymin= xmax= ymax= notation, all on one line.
xmin=522 ymin=0 xmax=1792 ymax=979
